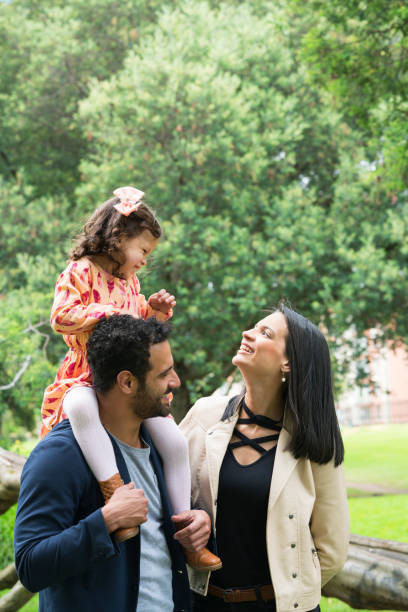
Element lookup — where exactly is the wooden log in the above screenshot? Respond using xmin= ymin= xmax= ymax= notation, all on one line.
xmin=0 ymin=449 xmax=33 ymax=611
xmin=0 ymin=564 xmax=17 ymax=590
xmin=0 ymin=580 xmax=34 ymax=612
xmin=323 ymin=534 xmax=408 ymax=610
xmin=0 ymin=448 xmax=25 ymax=515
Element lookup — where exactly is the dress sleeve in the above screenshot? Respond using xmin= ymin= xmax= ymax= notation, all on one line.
xmin=51 ymin=261 xmax=120 ymax=335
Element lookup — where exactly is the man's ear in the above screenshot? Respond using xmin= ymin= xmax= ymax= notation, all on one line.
xmin=116 ymin=370 xmax=138 ymax=394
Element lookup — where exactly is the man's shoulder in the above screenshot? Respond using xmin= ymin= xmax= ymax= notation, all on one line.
xmin=184 ymin=394 xmax=233 ymax=430
xmin=25 ymin=421 xmax=87 ymax=475
xmin=36 ymin=419 xmax=77 ymax=447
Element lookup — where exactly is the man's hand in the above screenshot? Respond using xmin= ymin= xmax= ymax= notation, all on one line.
xmin=101 ymin=483 xmax=148 ymax=534
xmin=148 ymin=289 xmax=176 ymax=314
xmin=172 ymin=510 xmax=211 ymax=552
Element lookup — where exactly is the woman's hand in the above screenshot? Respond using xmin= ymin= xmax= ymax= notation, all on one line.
xmin=148 ymin=289 xmax=176 ymax=314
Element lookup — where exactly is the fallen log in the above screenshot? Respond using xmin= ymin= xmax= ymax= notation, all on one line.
xmin=323 ymin=534 xmax=408 ymax=610
xmin=0 ymin=449 xmax=34 ymax=611
xmin=0 ymin=448 xmax=25 ymax=514
xmin=0 ymin=564 xmax=17 ymax=590
xmin=0 ymin=581 xmax=34 ymax=612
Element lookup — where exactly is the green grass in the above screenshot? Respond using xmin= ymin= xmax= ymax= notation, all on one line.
xmin=349 ymin=494 xmax=408 ymax=542
xmin=321 ymin=596 xmax=396 ymax=612
xmin=342 ymin=424 xmax=408 ymax=490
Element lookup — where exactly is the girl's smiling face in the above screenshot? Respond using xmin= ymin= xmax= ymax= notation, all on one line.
xmin=119 ymin=229 xmax=158 ymax=279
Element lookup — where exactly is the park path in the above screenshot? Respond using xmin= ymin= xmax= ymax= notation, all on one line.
xmin=347 ymin=481 xmax=408 ymax=496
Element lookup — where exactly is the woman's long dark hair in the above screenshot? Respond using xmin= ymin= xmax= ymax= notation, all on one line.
xmin=223 ymin=304 xmax=344 ymax=466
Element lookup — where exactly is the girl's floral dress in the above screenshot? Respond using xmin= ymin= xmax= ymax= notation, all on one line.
xmin=41 ymin=257 xmax=170 ymax=437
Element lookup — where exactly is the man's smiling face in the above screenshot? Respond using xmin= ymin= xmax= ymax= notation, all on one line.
xmin=131 ymin=340 xmax=180 ymax=419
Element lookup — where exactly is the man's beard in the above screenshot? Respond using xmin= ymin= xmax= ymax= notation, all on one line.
xmin=132 ymin=386 xmax=171 ymax=420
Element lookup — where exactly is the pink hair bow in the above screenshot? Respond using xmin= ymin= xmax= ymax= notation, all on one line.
xmin=113 ymin=186 xmax=145 ymax=216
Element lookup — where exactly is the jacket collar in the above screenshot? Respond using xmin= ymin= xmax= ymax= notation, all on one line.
xmin=268 ymin=426 xmax=299 ymax=510
xmin=205 ymin=408 xmax=239 ymax=505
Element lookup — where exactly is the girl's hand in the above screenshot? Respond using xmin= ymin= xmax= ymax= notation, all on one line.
xmin=148 ymin=289 xmax=176 ymax=313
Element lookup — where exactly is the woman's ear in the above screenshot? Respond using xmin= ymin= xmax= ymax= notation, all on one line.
xmin=281 ymin=359 xmax=290 ymax=374
xmin=116 ymin=370 xmax=138 ymax=394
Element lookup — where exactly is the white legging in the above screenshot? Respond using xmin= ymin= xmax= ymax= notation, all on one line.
xmin=63 ymin=386 xmax=191 ymax=514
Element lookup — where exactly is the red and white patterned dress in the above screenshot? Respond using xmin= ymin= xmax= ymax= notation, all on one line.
xmin=41 ymin=257 xmax=171 ymax=437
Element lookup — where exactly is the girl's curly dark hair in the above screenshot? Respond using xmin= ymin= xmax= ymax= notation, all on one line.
xmin=70 ymin=196 xmax=162 ymax=277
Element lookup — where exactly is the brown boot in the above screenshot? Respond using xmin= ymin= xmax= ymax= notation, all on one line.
xmin=183 ymin=547 xmax=222 ymax=571
xmin=99 ymin=473 xmax=139 ymax=543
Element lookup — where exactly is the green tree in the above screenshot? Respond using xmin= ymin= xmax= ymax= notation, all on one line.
xmin=76 ymin=2 xmax=408 ymax=416
xmin=0 ymin=0 xmax=168 ymax=197
xmin=292 ymin=0 xmax=408 ymax=191
xmin=0 ymin=0 xmax=406 ymax=427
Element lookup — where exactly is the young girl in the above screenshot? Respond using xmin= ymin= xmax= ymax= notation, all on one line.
xmin=41 ymin=186 xmax=221 ymax=571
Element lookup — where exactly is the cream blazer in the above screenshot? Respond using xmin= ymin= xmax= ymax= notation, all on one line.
xmin=179 ymin=395 xmax=349 ymax=612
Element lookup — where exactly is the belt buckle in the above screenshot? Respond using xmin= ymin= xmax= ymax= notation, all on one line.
xmin=223 ymin=588 xmax=235 ymax=603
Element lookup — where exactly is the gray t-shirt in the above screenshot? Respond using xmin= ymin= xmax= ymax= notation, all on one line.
xmin=113 ymin=435 xmax=174 ymax=612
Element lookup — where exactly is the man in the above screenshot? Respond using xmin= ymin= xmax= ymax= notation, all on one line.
xmin=14 ymin=315 xmax=211 ymax=611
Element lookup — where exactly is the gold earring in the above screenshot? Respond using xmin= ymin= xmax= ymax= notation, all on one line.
xmin=281 ymin=372 xmax=286 ymax=382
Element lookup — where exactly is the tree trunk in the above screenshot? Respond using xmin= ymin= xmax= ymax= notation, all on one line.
xmin=0 ymin=448 xmax=26 ymax=514
xmin=323 ymin=534 xmax=408 ymax=610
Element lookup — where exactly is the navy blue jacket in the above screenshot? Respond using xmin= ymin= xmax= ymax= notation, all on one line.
xmin=14 ymin=420 xmax=191 ymax=612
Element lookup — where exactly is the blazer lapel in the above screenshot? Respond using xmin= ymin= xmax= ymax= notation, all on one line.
xmin=206 ymin=411 xmax=239 ymax=507
xmin=268 ymin=427 xmax=299 ymax=510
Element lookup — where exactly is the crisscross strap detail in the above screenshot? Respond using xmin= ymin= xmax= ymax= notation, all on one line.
xmin=229 ymin=429 xmax=280 ymax=455
xmin=230 ymin=400 xmax=282 ymax=456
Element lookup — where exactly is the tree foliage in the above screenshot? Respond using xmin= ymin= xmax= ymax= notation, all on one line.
xmin=0 ymin=0 xmax=168 ymax=196
xmin=292 ymin=0 xmax=408 ymax=191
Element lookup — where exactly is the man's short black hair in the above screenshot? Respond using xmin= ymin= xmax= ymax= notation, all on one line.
xmin=87 ymin=315 xmax=172 ymax=393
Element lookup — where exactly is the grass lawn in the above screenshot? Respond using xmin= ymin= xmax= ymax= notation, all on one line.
xmin=348 ymin=494 xmax=408 ymax=542
xmin=321 ymin=597 xmax=396 ymax=612
xmin=342 ymin=424 xmax=408 ymax=490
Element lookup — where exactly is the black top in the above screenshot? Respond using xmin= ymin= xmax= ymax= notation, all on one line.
xmin=211 ymin=401 xmax=282 ymax=589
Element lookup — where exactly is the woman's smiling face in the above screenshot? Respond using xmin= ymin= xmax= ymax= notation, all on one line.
xmin=233 ymin=311 xmax=289 ymax=380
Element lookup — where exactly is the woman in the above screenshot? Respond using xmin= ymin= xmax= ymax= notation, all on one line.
xmin=180 ymin=304 xmax=349 ymax=612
